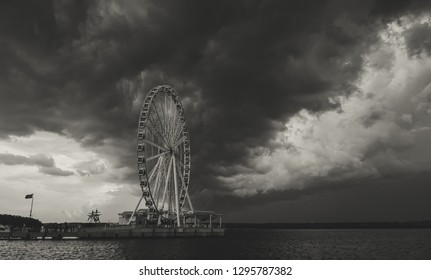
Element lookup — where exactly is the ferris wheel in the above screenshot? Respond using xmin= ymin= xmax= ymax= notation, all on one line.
xmin=129 ymin=85 xmax=194 ymax=226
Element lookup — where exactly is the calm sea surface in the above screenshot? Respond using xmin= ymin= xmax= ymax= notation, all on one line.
xmin=1 ymin=229 xmax=431 ymax=260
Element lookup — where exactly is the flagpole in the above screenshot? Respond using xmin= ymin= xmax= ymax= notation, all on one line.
xmin=30 ymin=196 xmax=34 ymax=218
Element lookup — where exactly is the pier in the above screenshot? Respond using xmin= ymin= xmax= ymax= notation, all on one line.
xmin=0 ymin=225 xmax=224 ymax=240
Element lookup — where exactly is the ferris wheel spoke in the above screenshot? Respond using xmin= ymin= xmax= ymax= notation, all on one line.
xmin=147 ymin=117 xmax=170 ymax=148
xmin=174 ymin=152 xmax=187 ymax=171
xmin=160 ymin=95 xmax=168 ymax=137
xmin=154 ymin=177 xmax=164 ymax=209
xmin=164 ymin=99 xmax=171 ymax=144
xmin=145 ymin=124 xmax=164 ymax=147
xmin=168 ymin=112 xmax=175 ymax=145
xmin=171 ymin=106 xmax=180 ymax=144
xmin=147 ymin=155 xmax=163 ymax=183
xmin=151 ymin=157 xmax=165 ymax=206
xmin=142 ymin=139 xmax=167 ymax=151
xmin=168 ymin=99 xmax=176 ymax=144
xmin=168 ymin=107 xmax=175 ymax=143
xmin=177 ymin=157 xmax=186 ymax=168
xmin=147 ymin=114 xmax=165 ymax=138
xmin=159 ymin=155 xmax=173 ymax=211
xmin=153 ymin=155 xmax=167 ymax=206
xmin=176 ymin=119 xmax=184 ymax=140
xmin=174 ymin=156 xmax=186 ymax=189
xmin=171 ymin=117 xmax=184 ymax=144
xmin=151 ymin=102 xmax=169 ymax=141
xmin=173 ymin=135 xmax=187 ymax=148
xmin=146 ymin=151 xmax=169 ymax=162
xmin=161 ymin=93 xmax=167 ymax=136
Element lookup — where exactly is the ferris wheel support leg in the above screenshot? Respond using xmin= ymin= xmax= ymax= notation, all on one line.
xmin=158 ymin=155 xmax=173 ymax=226
xmin=128 ymin=194 xmax=144 ymax=225
xmin=186 ymin=189 xmax=194 ymax=213
xmin=172 ymin=155 xmax=181 ymax=227
xmin=152 ymin=158 xmax=163 ymax=206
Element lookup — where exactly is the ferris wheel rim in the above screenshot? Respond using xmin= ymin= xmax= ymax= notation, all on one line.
xmin=136 ymin=85 xmax=191 ymax=220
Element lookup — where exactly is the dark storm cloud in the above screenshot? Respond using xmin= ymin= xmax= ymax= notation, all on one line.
xmin=0 ymin=153 xmax=73 ymax=176
xmin=404 ymin=23 xmax=431 ymax=56
xmin=226 ymin=171 xmax=431 ymax=222
xmin=0 ymin=0 xmax=57 ymax=48
xmin=2 ymin=0 xmax=431 ymax=215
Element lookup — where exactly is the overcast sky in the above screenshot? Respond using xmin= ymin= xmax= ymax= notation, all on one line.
xmin=1 ymin=0 xmax=431 ymax=223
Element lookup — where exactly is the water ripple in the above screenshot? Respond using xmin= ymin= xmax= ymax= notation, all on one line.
xmin=1 ymin=229 xmax=430 ymax=259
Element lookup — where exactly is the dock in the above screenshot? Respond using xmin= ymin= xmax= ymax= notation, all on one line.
xmin=0 ymin=225 xmax=224 ymax=240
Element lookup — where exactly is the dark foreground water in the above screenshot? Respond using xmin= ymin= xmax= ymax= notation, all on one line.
xmin=1 ymin=229 xmax=431 ymax=260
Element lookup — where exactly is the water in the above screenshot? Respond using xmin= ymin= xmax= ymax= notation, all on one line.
xmin=1 ymin=229 xmax=431 ymax=259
